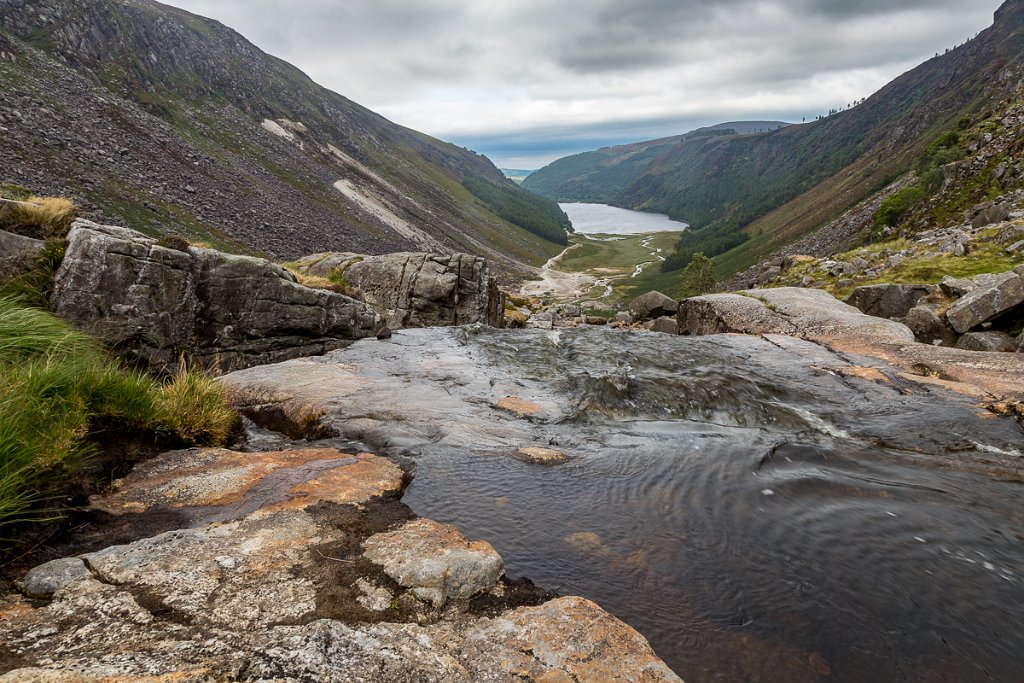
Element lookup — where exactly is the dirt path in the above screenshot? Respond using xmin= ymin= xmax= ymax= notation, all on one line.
xmin=519 ymin=244 xmax=599 ymax=299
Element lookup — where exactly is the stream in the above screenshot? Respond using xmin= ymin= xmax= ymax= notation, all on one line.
xmin=275 ymin=327 xmax=1023 ymax=682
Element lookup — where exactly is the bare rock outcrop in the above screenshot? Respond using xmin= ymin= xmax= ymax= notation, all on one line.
xmin=295 ymin=251 xmax=504 ymax=328
xmin=0 ymin=228 xmax=44 ymax=281
xmin=678 ymin=288 xmax=914 ymax=343
xmin=51 ymin=220 xmax=379 ymax=371
xmin=2 ymin=445 xmax=681 ymax=682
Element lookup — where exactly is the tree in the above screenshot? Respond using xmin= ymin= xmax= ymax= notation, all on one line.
xmin=680 ymin=252 xmax=716 ymax=298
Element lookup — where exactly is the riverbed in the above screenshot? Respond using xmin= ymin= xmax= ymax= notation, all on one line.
xmin=260 ymin=326 xmax=1024 ymax=682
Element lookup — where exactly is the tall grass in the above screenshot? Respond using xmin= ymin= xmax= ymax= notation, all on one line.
xmin=0 ymin=196 xmax=79 ymax=239
xmin=0 ymin=297 xmax=238 ymax=533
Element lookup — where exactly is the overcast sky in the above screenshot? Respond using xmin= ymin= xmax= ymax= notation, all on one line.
xmin=164 ymin=0 xmax=1003 ymax=169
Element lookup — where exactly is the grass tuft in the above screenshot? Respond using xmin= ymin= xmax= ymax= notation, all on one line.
xmin=156 ymin=361 xmax=238 ymax=446
xmin=0 ymin=195 xmax=79 ymax=239
xmin=0 ymin=298 xmax=238 ymax=534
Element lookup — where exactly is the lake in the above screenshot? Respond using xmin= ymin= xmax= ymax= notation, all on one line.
xmin=560 ymin=202 xmax=689 ymax=235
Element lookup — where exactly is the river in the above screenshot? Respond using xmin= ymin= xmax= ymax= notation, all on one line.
xmin=287 ymin=327 xmax=1024 ymax=682
xmin=560 ymin=202 xmax=689 ymax=234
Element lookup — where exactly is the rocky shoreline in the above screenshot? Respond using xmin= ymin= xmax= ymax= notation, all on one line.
xmin=1 ymin=442 xmax=681 ymax=681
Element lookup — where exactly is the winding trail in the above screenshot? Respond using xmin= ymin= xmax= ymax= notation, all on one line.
xmin=519 ymin=243 xmax=599 ymax=299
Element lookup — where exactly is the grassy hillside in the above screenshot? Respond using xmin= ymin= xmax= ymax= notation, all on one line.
xmin=527 ymin=1 xmax=1024 ymax=280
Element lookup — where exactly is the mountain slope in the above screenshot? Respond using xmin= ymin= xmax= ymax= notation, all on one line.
xmin=523 ymin=122 xmax=788 ymax=203
xmin=0 ymin=0 xmax=567 ymax=273
xmin=528 ymin=0 xmax=1024 ymax=277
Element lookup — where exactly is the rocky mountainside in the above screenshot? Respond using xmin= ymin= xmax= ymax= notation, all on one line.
xmin=526 ymin=0 xmax=1024 ymax=278
xmin=0 ymin=0 xmax=569 ymax=276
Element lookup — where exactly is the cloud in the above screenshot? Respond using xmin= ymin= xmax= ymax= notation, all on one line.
xmin=164 ymin=0 xmax=1002 ymax=167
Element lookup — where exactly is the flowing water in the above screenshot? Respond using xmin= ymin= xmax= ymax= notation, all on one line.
xmin=299 ymin=327 xmax=1023 ymax=682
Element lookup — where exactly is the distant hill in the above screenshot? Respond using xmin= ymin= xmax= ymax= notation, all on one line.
xmin=500 ymin=169 xmax=536 ymax=185
xmin=0 ymin=0 xmax=570 ymax=273
xmin=528 ymin=0 xmax=1024 ymax=277
xmin=522 ymin=122 xmax=789 ymax=203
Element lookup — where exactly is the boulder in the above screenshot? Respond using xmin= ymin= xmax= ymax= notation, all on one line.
xmin=944 ymin=271 xmax=1024 ymax=333
xmin=971 ymin=202 xmax=1010 ymax=229
xmin=0 ymin=228 xmax=44 ymax=281
xmin=904 ymin=306 xmax=959 ymax=347
xmin=678 ymin=293 xmax=797 ymax=336
xmin=51 ymin=221 xmax=378 ymax=371
xmin=648 ymin=316 xmax=679 ymax=335
xmin=19 ymin=558 xmax=91 ymax=598
xmin=940 ymin=275 xmax=975 ymax=298
xmin=614 ymin=312 xmax=634 ymax=325
xmin=362 ymin=519 xmax=504 ymax=607
xmin=628 ymin=290 xmax=678 ymax=321
xmin=293 ymin=251 xmax=504 ymax=328
xmin=844 ymin=284 xmax=932 ymax=320
xmin=527 ymin=311 xmax=556 ymax=329
xmin=956 ymin=331 xmax=1017 ymax=353
xmin=678 ymin=288 xmax=914 ymax=343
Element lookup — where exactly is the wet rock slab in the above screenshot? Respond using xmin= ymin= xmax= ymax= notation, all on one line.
xmin=1 ymin=444 xmax=680 ymax=681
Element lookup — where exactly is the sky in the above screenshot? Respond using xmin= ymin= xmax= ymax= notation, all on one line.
xmin=164 ymin=0 xmax=1004 ymax=169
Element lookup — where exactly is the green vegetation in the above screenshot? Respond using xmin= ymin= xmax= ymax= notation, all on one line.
xmin=0 ymin=298 xmax=237 ymax=534
xmin=660 ymin=228 xmax=749 ymax=271
xmin=462 ymin=175 xmax=571 ymax=245
xmin=873 ymin=186 xmax=927 ymax=230
xmin=679 ymin=253 xmax=717 ymax=297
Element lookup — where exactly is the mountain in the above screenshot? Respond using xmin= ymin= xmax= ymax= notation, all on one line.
xmin=0 ymin=0 xmax=569 ymax=274
xmin=522 ymin=122 xmax=789 ymax=203
xmin=527 ymin=0 xmax=1024 ymax=277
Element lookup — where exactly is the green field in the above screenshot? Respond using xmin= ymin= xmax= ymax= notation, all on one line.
xmin=557 ymin=231 xmax=686 ymax=308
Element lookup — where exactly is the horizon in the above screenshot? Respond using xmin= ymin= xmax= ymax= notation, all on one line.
xmin=165 ymin=1 xmax=1001 ymax=168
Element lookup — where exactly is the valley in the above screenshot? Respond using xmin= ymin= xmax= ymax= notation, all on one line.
xmin=3 ymin=1 xmax=1024 ymax=682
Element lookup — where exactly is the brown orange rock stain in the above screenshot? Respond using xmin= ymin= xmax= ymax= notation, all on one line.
xmin=497 ymin=397 xmax=543 ymax=417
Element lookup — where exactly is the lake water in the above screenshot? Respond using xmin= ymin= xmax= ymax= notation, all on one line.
xmin=560 ymin=202 xmax=689 ymax=235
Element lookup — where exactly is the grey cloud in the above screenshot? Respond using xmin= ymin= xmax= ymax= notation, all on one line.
xmin=164 ymin=0 xmax=1003 ymax=166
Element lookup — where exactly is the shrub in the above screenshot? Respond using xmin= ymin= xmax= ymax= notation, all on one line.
xmin=873 ymin=186 xmax=926 ymax=230
xmin=0 ymin=195 xmax=79 ymax=239
xmin=680 ymin=252 xmax=717 ymax=297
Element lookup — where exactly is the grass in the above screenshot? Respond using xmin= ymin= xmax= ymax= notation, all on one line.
xmin=556 ymin=231 xmax=687 ymax=307
xmin=0 ymin=196 xmax=79 ymax=239
xmin=0 ymin=298 xmax=239 ymax=535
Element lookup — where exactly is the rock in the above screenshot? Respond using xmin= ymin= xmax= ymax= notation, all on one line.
xmin=467 ymin=596 xmax=682 ymax=682
xmin=844 ymin=284 xmax=932 ymax=319
xmin=850 ymin=256 xmax=871 ymax=272
xmin=527 ymin=311 xmax=556 ymax=329
xmin=514 ymin=447 xmax=568 ymax=464
xmin=628 ymin=290 xmax=678 ymax=321
xmin=51 ymin=220 xmax=378 ymax=371
xmin=649 ymin=316 xmax=679 ymax=335
xmin=0 ymin=228 xmax=44 ymax=282
xmin=614 ymin=312 xmax=634 ymax=325
xmin=944 ymin=271 xmax=1024 ymax=333
xmin=19 ymin=557 xmax=91 ymax=598
xmin=755 ymin=265 xmax=782 ymax=284
xmin=679 ymin=288 xmax=914 ymax=343
xmin=956 ymin=331 xmax=1017 ymax=352
xmin=362 ymin=519 xmax=504 ymax=607
xmin=905 ymin=306 xmax=959 ymax=346
xmin=293 ymin=251 xmax=503 ymax=328
xmin=887 ymin=254 xmax=906 ymax=269
xmin=679 ymin=293 xmax=797 ymax=336
xmin=971 ymin=202 xmax=1010 ymax=229
xmin=585 ymin=315 xmax=608 ymax=325
xmin=940 ymin=275 xmax=976 ymax=298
